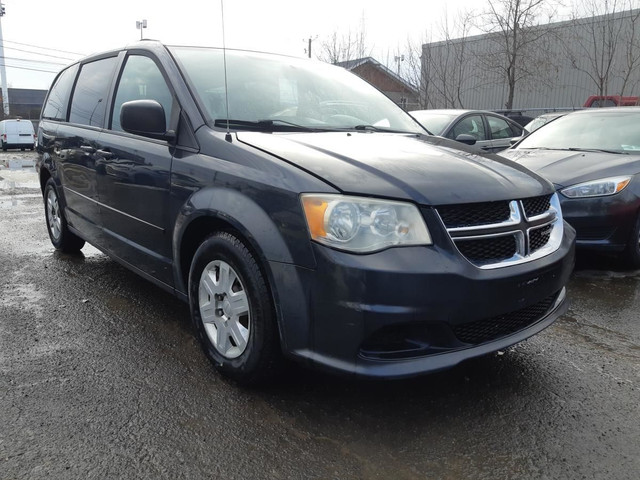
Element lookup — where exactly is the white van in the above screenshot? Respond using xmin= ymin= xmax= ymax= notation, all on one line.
xmin=0 ymin=119 xmax=36 ymax=151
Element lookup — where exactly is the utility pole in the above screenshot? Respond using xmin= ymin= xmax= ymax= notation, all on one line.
xmin=304 ymin=36 xmax=317 ymax=59
xmin=0 ymin=2 xmax=9 ymax=118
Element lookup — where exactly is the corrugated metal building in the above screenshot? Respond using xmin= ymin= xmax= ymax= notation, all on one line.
xmin=420 ymin=9 xmax=640 ymax=111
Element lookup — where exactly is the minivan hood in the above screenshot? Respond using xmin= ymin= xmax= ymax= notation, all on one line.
xmin=237 ymin=132 xmax=550 ymax=205
xmin=502 ymin=148 xmax=640 ymax=187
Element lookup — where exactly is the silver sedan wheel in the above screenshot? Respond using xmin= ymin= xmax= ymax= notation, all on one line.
xmin=46 ymin=187 xmax=62 ymax=241
xmin=199 ymin=260 xmax=250 ymax=359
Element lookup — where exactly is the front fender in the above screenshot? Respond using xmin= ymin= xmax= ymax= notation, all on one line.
xmin=172 ymin=186 xmax=317 ymax=294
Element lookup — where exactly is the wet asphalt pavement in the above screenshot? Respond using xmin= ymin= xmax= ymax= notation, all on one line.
xmin=1 ymin=152 xmax=639 ymax=479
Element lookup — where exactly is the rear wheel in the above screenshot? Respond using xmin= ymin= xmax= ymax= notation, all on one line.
xmin=43 ymin=179 xmax=85 ymax=253
xmin=622 ymin=212 xmax=640 ymax=268
xmin=189 ymin=231 xmax=281 ymax=385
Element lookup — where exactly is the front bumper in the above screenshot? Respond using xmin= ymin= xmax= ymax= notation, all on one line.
xmin=560 ymin=190 xmax=639 ymax=251
xmin=270 ymin=224 xmax=575 ymax=378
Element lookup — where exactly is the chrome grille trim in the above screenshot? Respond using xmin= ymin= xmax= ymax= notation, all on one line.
xmin=436 ymin=193 xmax=564 ymax=269
xmin=448 ymin=201 xmax=521 ymax=233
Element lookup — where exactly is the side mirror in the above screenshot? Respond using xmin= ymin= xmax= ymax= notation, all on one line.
xmin=120 ymin=100 xmax=174 ymax=141
xmin=455 ymin=134 xmax=477 ymax=145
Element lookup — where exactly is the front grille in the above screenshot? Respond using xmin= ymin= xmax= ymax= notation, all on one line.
xmin=437 ymin=201 xmax=511 ymax=228
xmin=435 ymin=193 xmax=561 ymax=269
xmin=453 ymin=293 xmax=557 ymax=345
xmin=521 ymin=194 xmax=552 ymax=218
xmin=530 ymin=224 xmax=553 ymax=253
xmin=456 ymin=235 xmax=517 ymax=262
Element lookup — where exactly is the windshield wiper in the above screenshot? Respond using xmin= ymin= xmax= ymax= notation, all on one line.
xmin=567 ymin=147 xmax=627 ymax=155
xmin=351 ymin=124 xmax=416 ymax=134
xmin=213 ymin=118 xmax=318 ymax=132
xmin=522 ymin=147 xmax=627 ymax=154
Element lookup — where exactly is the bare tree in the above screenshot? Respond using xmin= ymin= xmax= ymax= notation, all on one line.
xmin=476 ymin=0 xmax=559 ymax=109
xmin=405 ymin=10 xmax=475 ymax=109
xmin=317 ymin=13 xmax=370 ymax=64
xmin=569 ymin=0 xmax=640 ymax=98
xmin=619 ymin=8 xmax=640 ymax=95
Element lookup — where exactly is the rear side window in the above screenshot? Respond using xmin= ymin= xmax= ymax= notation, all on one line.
xmin=69 ymin=57 xmax=118 ymax=127
xmin=42 ymin=64 xmax=79 ymax=121
xmin=111 ymin=55 xmax=173 ymax=132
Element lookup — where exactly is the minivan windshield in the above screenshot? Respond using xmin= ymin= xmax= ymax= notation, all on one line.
xmin=169 ymin=46 xmax=424 ymax=134
xmin=516 ymin=110 xmax=640 ymax=154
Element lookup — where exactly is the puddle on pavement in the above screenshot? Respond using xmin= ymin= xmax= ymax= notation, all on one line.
xmin=0 ymin=165 xmax=40 ymax=190
xmin=0 ymin=193 xmax=42 ymax=209
xmin=0 ymin=283 xmax=46 ymax=318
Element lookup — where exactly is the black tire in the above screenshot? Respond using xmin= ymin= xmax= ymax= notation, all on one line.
xmin=189 ymin=231 xmax=281 ymax=385
xmin=622 ymin=212 xmax=640 ymax=268
xmin=43 ymin=178 xmax=85 ymax=253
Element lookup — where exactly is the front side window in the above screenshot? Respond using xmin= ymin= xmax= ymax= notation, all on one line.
xmin=69 ymin=57 xmax=118 ymax=127
xmin=449 ymin=115 xmax=486 ymax=140
xmin=111 ymin=55 xmax=173 ymax=132
xmin=42 ymin=64 xmax=79 ymax=121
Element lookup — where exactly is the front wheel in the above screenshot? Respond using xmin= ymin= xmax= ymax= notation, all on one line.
xmin=189 ymin=231 xmax=281 ymax=385
xmin=43 ymin=179 xmax=85 ymax=253
xmin=622 ymin=212 xmax=640 ymax=268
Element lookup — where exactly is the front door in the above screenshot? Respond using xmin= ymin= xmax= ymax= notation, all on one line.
xmin=95 ymin=54 xmax=177 ymax=286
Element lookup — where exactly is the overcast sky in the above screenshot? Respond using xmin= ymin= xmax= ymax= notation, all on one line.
xmin=2 ymin=0 xmax=574 ymax=90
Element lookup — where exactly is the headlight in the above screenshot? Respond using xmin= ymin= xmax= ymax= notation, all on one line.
xmin=301 ymin=194 xmax=432 ymax=253
xmin=560 ymin=176 xmax=632 ymax=198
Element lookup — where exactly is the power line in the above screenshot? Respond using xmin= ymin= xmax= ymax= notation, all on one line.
xmin=0 ymin=63 xmax=59 ymax=74
xmin=0 ymin=55 xmax=67 ymax=66
xmin=1 ymin=39 xmax=85 ymax=57
xmin=0 ymin=44 xmax=77 ymax=61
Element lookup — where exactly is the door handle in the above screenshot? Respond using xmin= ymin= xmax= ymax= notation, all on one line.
xmin=96 ymin=149 xmax=114 ymax=159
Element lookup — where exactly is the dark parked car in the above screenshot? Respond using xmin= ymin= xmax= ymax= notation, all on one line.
xmin=493 ymin=110 xmax=535 ymax=127
xmin=37 ymin=41 xmax=575 ymax=384
xmin=410 ymin=109 xmax=525 ymax=152
xmin=503 ymin=108 xmax=640 ymax=266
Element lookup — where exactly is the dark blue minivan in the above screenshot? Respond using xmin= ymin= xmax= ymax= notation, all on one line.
xmin=37 ymin=41 xmax=575 ymax=384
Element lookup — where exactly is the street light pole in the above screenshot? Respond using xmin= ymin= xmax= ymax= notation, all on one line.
xmin=394 ymin=55 xmax=405 ymax=77
xmin=136 ymin=19 xmax=147 ymax=40
xmin=0 ymin=2 xmax=9 ymax=117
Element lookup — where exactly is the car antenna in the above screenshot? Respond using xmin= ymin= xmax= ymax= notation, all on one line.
xmin=221 ymin=0 xmax=232 ymax=143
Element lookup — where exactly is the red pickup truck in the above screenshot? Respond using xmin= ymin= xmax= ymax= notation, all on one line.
xmin=584 ymin=95 xmax=639 ymax=107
